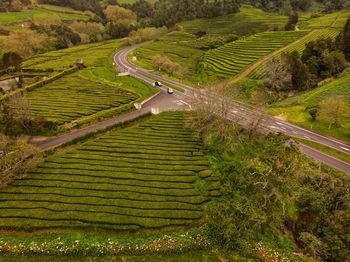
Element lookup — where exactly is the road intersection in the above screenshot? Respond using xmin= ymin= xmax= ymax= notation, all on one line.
xmin=114 ymin=45 xmax=350 ymax=174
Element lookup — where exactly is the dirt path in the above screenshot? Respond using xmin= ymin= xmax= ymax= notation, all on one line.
xmin=229 ymin=30 xmax=315 ymax=85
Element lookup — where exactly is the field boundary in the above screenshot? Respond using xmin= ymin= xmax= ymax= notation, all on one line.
xmin=0 ymin=67 xmax=78 ymax=101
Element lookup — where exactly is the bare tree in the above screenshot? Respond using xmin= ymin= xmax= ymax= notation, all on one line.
xmin=264 ymin=57 xmax=292 ymax=92
xmin=190 ymin=81 xmax=272 ymax=139
xmin=1 ymin=91 xmax=31 ymax=135
xmin=0 ymin=134 xmax=42 ymax=188
xmin=189 ymin=81 xmax=243 ymax=142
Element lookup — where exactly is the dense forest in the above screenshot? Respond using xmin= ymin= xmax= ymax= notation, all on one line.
xmin=0 ymin=0 xmax=32 ymax=12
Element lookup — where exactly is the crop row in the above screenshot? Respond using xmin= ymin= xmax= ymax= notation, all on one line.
xmin=204 ymin=30 xmax=307 ymax=77
xmin=0 ymin=112 xmax=219 ymax=231
xmin=28 ymin=75 xmax=139 ymax=124
xmin=249 ymin=29 xmax=340 ymax=80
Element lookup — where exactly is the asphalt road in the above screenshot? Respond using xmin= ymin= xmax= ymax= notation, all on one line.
xmin=30 ymin=91 xmax=189 ymax=149
xmin=114 ymin=45 xmax=350 ymax=174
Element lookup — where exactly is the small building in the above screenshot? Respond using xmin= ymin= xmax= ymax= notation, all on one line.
xmin=75 ymin=59 xmax=86 ymax=70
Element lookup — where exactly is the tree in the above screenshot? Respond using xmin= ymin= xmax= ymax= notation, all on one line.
xmin=3 ymin=29 xmax=53 ymax=58
xmin=69 ymin=21 xmax=105 ymax=43
xmin=0 ymin=92 xmax=31 ymax=136
xmin=318 ymin=96 xmax=350 ymax=129
xmin=152 ymin=54 xmax=185 ymax=76
xmin=104 ymin=5 xmax=137 ymax=25
xmin=285 ymin=11 xmax=299 ymax=30
xmin=264 ymin=58 xmax=292 ymax=91
xmin=2 ymin=52 xmax=22 ymax=71
xmin=342 ymin=16 xmax=350 ymax=60
xmin=124 ymin=27 xmax=162 ymax=45
xmin=0 ymin=134 xmax=42 ymax=188
xmin=308 ymin=107 xmax=319 ymax=121
xmin=283 ymin=51 xmax=311 ymax=90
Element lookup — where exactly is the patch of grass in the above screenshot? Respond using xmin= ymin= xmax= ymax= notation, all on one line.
xmin=0 ymin=112 xmax=220 ymax=231
xmin=269 ymin=105 xmax=350 ymax=143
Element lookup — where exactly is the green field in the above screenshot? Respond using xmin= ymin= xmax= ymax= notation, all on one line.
xmin=0 ymin=7 xmax=88 ymax=30
xmin=180 ymin=7 xmax=288 ymax=36
xmin=28 ymin=74 xmax=139 ymax=124
xmin=0 ymin=111 xmax=220 ymax=231
xmin=23 ymin=40 xmax=122 ymax=70
xmin=204 ymin=30 xmax=307 ymax=78
xmin=269 ymin=71 xmax=350 ymax=142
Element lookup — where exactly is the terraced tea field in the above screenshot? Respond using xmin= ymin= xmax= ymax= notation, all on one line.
xmin=204 ymin=30 xmax=307 ymax=78
xmin=249 ymin=29 xmax=340 ymax=80
xmin=0 ymin=112 xmax=219 ymax=231
xmin=28 ymin=74 xmax=139 ymax=124
xmin=17 ymin=39 xmax=156 ymax=126
xmin=302 ymin=10 xmax=350 ymax=30
xmin=180 ymin=7 xmax=288 ymax=36
xmin=23 ymin=40 xmax=122 ymax=70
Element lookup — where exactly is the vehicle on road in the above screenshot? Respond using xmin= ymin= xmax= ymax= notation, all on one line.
xmin=167 ymin=88 xmax=174 ymax=94
xmin=154 ymin=81 xmax=163 ymax=87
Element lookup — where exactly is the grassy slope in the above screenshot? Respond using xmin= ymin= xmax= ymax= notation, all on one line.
xmin=0 ymin=111 xmax=219 ymax=232
xmin=270 ymin=71 xmax=350 ymax=143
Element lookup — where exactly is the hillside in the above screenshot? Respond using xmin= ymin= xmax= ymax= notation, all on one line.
xmin=1 ymin=2 xmax=350 ymax=261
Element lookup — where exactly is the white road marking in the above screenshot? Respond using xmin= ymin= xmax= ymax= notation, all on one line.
xmin=340 ymin=146 xmax=350 ymax=151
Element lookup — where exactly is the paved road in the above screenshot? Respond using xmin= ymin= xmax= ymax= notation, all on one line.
xmin=29 ymin=92 xmax=189 ymax=150
xmin=114 ymin=45 xmax=350 ymax=174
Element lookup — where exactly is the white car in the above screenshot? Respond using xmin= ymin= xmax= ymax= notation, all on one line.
xmin=154 ymin=81 xmax=163 ymax=87
xmin=167 ymin=88 xmax=174 ymax=94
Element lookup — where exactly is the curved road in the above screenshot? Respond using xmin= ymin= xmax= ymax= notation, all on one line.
xmin=114 ymin=45 xmax=350 ymax=174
